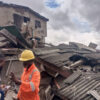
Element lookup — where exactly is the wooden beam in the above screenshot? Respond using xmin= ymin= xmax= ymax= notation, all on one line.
xmin=0 ymin=29 xmax=17 ymax=45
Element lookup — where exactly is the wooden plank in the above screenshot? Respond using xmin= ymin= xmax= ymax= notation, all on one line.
xmin=0 ymin=41 xmax=9 ymax=47
xmin=69 ymin=60 xmax=84 ymax=68
xmin=6 ymin=60 xmax=12 ymax=76
xmin=0 ymin=29 xmax=17 ymax=45
xmin=1 ymin=48 xmax=21 ymax=55
xmin=0 ymin=36 xmax=7 ymax=41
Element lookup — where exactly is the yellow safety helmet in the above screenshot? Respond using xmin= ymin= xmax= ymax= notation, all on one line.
xmin=19 ymin=50 xmax=35 ymax=61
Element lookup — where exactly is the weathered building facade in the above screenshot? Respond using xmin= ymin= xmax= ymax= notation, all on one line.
xmin=0 ymin=2 xmax=48 ymax=46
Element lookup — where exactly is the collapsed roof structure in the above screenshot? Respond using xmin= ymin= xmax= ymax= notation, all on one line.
xmin=1 ymin=34 xmax=100 ymax=100
xmin=34 ymin=42 xmax=100 ymax=100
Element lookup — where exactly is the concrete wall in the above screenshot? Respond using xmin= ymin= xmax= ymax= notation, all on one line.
xmin=0 ymin=6 xmax=47 ymax=44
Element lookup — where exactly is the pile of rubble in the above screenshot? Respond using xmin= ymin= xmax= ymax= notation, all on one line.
xmin=0 ymin=25 xmax=100 ymax=100
xmin=34 ymin=42 xmax=100 ymax=100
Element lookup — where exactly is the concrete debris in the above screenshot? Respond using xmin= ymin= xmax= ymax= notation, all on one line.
xmin=0 ymin=37 xmax=100 ymax=100
xmin=34 ymin=43 xmax=100 ymax=100
xmin=0 ymin=32 xmax=100 ymax=100
xmin=88 ymin=42 xmax=97 ymax=49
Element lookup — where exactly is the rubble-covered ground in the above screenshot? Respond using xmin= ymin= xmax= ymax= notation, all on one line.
xmin=0 ymin=26 xmax=100 ymax=100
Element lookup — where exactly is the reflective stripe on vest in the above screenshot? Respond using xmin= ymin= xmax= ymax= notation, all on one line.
xmin=29 ymin=69 xmax=39 ymax=81
xmin=30 ymin=82 xmax=35 ymax=91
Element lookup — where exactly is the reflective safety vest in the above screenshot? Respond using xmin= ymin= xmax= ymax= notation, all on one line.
xmin=18 ymin=64 xmax=40 ymax=100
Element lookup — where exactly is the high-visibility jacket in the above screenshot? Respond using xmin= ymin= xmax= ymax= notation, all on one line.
xmin=18 ymin=64 xmax=40 ymax=100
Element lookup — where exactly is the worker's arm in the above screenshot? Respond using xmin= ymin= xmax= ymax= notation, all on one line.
xmin=20 ymin=71 xmax=40 ymax=92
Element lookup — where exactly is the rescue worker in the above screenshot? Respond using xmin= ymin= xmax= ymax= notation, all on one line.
xmin=10 ymin=50 xmax=40 ymax=100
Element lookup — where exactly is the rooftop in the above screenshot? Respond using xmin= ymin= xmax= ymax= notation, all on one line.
xmin=0 ymin=1 xmax=49 ymax=21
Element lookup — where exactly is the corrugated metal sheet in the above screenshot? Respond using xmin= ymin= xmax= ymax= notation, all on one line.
xmin=56 ymin=72 xmax=100 ymax=100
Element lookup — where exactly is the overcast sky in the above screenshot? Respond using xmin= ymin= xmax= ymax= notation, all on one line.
xmin=0 ymin=0 xmax=100 ymax=47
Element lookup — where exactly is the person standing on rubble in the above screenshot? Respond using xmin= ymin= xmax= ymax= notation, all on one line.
xmin=0 ymin=52 xmax=5 ymax=100
xmin=10 ymin=50 xmax=40 ymax=100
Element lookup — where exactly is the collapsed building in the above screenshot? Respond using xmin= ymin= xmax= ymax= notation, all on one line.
xmin=35 ymin=42 xmax=100 ymax=100
xmin=0 ymin=1 xmax=48 ymax=48
xmin=0 ymin=2 xmax=100 ymax=100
